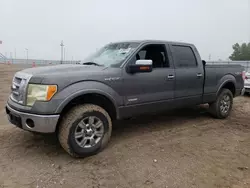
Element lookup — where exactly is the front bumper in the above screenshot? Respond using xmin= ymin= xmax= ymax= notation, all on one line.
xmin=5 ymin=104 xmax=60 ymax=133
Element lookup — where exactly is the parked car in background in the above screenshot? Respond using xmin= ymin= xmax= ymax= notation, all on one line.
xmin=244 ymin=69 xmax=250 ymax=94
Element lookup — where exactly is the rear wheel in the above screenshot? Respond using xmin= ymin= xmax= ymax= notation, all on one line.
xmin=209 ymin=89 xmax=233 ymax=119
xmin=58 ymin=104 xmax=112 ymax=157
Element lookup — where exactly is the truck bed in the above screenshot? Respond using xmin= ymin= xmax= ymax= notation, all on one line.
xmin=203 ymin=63 xmax=244 ymax=103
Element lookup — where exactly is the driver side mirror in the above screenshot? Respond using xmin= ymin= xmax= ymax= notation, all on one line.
xmin=127 ymin=60 xmax=153 ymax=74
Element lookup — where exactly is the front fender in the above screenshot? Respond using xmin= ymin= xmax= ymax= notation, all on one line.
xmin=54 ymin=81 xmax=122 ymax=113
xmin=30 ymin=81 xmax=122 ymax=115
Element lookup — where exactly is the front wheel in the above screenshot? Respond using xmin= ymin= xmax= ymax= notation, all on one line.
xmin=58 ymin=104 xmax=112 ymax=158
xmin=209 ymin=89 xmax=233 ymax=119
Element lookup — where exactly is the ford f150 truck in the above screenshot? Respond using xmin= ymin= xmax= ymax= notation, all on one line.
xmin=5 ymin=40 xmax=244 ymax=157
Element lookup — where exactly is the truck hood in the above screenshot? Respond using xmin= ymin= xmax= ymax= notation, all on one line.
xmin=19 ymin=64 xmax=122 ymax=90
xmin=22 ymin=64 xmax=106 ymax=76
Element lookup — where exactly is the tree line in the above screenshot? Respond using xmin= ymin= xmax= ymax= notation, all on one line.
xmin=229 ymin=42 xmax=250 ymax=61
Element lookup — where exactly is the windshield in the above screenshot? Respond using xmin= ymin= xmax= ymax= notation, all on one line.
xmin=83 ymin=42 xmax=139 ymax=67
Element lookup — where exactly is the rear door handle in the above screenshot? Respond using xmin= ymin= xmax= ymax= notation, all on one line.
xmin=167 ymin=75 xmax=175 ymax=80
xmin=197 ymin=73 xmax=203 ymax=77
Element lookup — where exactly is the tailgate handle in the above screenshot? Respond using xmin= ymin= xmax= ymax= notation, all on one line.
xmin=197 ymin=73 xmax=203 ymax=77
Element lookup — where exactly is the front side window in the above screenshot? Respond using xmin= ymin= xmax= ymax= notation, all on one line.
xmin=133 ymin=44 xmax=169 ymax=68
xmin=172 ymin=45 xmax=197 ymax=68
xmin=83 ymin=42 xmax=139 ymax=67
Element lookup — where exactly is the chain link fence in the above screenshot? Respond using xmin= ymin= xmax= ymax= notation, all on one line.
xmin=0 ymin=58 xmax=80 ymax=65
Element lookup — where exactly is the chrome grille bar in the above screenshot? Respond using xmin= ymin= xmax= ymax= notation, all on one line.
xmin=11 ymin=72 xmax=32 ymax=105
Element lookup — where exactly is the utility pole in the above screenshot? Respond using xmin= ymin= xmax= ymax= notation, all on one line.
xmin=60 ymin=40 xmax=64 ymax=64
xmin=10 ymin=52 xmax=13 ymax=64
xmin=5 ymin=52 xmax=7 ymax=63
xmin=25 ymin=48 xmax=28 ymax=63
xmin=64 ymin=47 xmax=66 ymax=63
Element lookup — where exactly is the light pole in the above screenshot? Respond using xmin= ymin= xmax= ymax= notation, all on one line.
xmin=64 ymin=47 xmax=66 ymax=63
xmin=60 ymin=40 xmax=64 ymax=64
xmin=25 ymin=48 xmax=28 ymax=63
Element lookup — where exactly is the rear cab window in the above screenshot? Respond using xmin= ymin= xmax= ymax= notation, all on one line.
xmin=171 ymin=45 xmax=197 ymax=68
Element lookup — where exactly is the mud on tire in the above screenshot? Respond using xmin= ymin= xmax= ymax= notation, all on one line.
xmin=209 ymin=88 xmax=233 ymax=119
xmin=58 ymin=104 xmax=112 ymax=158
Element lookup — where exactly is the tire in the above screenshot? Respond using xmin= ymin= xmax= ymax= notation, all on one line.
xmin=58 ymin=104 xmax=112 ymax=158
xmin=209 ymin=89 xmax=233 ymax=119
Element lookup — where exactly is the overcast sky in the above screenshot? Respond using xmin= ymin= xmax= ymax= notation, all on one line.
xmin=0 ymin=0 xmax=249 ymax=61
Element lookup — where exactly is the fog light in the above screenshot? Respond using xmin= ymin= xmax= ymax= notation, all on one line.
xmin=26 ymin=119 xmax=35 ymax=128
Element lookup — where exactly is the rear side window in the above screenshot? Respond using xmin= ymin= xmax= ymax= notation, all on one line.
xmin=172 ymin=45 xmax=197 ymax=67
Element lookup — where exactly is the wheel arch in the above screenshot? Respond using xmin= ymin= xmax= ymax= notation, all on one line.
xmin=56 ymin=91 xmax=119 ymax=123
xmin=216 ymin=74 xmax=237 ymax=97
xmin=216 ymin=80 xmax=236 ymax=97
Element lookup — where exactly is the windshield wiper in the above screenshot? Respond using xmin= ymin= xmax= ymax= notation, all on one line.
xmin=82 ymin=61 xmax=102 ymax=66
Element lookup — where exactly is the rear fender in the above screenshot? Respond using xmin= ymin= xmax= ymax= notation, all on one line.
xmin=216 ymin=74 xmax=236 ymax=96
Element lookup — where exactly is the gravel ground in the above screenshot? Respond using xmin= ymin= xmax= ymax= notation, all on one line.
xmin=0 ymin=64 xmax=250 ymax=188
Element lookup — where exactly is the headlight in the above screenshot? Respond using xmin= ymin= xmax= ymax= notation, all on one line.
xmin=27 ymin=84 xmax=57 ymax=106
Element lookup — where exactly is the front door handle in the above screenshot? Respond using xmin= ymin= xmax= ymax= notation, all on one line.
xmin=197 ymin=73 xmax=203 ymax=77
xmin=167 ymin=75 xmax=175 ymax=80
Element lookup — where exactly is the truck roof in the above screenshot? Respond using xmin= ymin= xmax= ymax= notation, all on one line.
xmin=112 ymin=40 xmax=194 ymax=46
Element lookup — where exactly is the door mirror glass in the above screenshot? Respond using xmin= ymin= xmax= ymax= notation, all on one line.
xmin=128 ymin=60 xmax=153 ymax=74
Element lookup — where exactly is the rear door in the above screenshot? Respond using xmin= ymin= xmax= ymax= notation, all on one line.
xmin=169 ymin=45 xmax=204 ymax=105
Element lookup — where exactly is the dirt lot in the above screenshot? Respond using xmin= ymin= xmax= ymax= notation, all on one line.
xmin=0 ymin=64 xmax=250 ymax=188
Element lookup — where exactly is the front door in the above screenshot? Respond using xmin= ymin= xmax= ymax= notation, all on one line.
xmin=120 ymin=43 xmax=175 ymax=117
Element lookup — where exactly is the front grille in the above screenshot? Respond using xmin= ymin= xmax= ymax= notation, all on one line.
xmin=13 ymin=77 xmax=22 ymax=85
xmin=11 ymin=76 xmax=24 ymax=103
xmin=11 ymin=72 xmax=32 ymax=105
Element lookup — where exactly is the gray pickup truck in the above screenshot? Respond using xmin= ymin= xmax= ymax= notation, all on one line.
xmin=6 ymin=40 xmax=244 ymax=157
